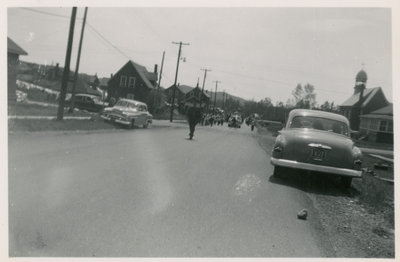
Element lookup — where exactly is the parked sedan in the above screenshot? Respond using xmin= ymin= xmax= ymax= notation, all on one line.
xmin=66 ymin=94 xmax=108 ymax=112
xmin=270 ymin=109 xmax=363 ymax=187
xmin=101 ymin=98 xmax=153 ymax=129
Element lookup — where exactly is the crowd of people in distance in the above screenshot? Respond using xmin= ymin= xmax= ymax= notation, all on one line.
xmin=186 ymin=104 xmax=261 ymax=140
xmin=200 ymin=112 xmax=225 ymax=126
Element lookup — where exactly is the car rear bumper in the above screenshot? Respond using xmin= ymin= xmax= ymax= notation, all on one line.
xmin=101 ymin=115 xmax=130 ymax=126
xmin=270 ymin=157 xmax=362 ymax=178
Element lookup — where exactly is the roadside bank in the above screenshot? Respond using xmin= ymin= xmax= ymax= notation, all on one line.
xmin=254 ymin=125 xmax=394 ymax=258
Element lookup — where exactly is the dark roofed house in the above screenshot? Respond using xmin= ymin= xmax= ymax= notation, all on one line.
xmin=165 ymin=84 xmax=194 ymax=112
xmin=107 ymin=60 xmax=158 ymax=104
xmin=339 ymin=69 xmax=390 ymax=131
xmin=183 ymin=83 xmax=210 ymax=112
xmin=8 ymin=37 xmax=28 ymax=102
xmin=359 ymin=104 xmax=393 ymax=143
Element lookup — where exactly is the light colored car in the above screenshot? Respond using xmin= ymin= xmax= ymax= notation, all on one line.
xmin=101 ymin=98 xmax=153 ymax=129
xmin=270 ymin=109 xmax=363 ymax=187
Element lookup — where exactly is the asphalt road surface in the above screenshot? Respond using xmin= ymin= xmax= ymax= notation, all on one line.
xmin=9 ymin=121 xmax=331 ymax=257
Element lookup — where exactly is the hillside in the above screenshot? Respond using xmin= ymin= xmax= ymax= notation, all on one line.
xmin=210 ymin=91 xmax=247 ymax=106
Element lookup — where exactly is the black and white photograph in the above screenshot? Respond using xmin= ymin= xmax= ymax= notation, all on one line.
xmin=3 ymin=0 xmax=399 ymax=260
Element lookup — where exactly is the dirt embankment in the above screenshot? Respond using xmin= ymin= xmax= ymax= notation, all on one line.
xmin=254 ymin=126 xmax=394 ymax=258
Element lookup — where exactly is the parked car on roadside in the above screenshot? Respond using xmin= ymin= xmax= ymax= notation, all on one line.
xmin=66 ymin=94 xmax=108 ymax=112
xmin=270 ymin=109 xmax=363 ymax=187
xmin=101 ymin=98 xmax=153 ymax=129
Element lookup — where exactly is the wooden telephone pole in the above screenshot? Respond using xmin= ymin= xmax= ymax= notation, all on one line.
xmin=200 ymin=68 xmax=211 ymax=110
xmin=69 ymin=7 xmax=88 ymax=113
xmin=57 ymin=7 xmax=77 ymax=120
xmin=170 ymin=41 xmax=189 ymax=122
xmin=213 ymin=80 xmax=220 ymax=110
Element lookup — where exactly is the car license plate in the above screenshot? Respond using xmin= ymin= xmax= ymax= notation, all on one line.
xmin=312 ymin=148 xmax=325 ymax=161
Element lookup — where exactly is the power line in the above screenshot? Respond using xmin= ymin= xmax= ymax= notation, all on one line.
xmin=86 ymin=23 xmax=131 ymax=60
xmin=22 ymin=7 xmax=74 ymax=19
xmin=20 ymin=7 xmax=132 ymax=61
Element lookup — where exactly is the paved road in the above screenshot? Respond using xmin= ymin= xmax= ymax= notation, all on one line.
xmin=9 ymin=121 xmax=329 ymax=257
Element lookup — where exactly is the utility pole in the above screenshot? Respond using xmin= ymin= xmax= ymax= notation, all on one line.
xmin=200 ymin=68 xmax=211 ymax=111
xmin=57 ymin=7 xmax=77 ymax=120
xmin=170 ymin=41 xmax=189 ymax=122
xmin=209 ymin=89 xmax=213 ymax=111
xmin=223 ymin=90 xmax=226 ymax=110
xmin=200 ymin=68 xmax=211 ymax=96
xmin=69 ymin=7 xmax=88 ymax=113
xmin=213 ymin=80 xmax=220 ymax=110
xmin=154 ymin=51 xmax=165 ymax=113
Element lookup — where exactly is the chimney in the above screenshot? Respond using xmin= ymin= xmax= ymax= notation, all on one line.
xmin=53 ymin=63 xmax=59 ymax=80
xmin=154 ymin=64 xmax=158 ymax=75
xmin=110 ymin=73 xmax=113 ymax=79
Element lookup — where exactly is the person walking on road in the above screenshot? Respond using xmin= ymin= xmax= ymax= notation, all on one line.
xmin=187 ymin=103 xmax=203 ymax=140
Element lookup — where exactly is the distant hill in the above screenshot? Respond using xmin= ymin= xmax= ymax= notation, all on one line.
xmin=208 ymin=91 xmax=247 ymax=106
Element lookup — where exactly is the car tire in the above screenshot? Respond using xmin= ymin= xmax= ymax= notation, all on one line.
xmin=143 ymin=122 xmax=149 ymax=128
xmin=273 ymin=166 xmax=285 ymax=178
xmin=129 ymin=119 xmax=135 ymax=129
xmin=340 ymin=177 xmax=352 ymax=188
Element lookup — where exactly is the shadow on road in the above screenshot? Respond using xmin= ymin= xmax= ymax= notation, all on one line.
xmin=268 ymin=169 xmax=360 ymax=198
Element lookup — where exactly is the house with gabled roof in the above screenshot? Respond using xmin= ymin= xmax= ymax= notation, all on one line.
xmin=165 ymin=84 xmax=194 ymax=111
xmin=339 ymin=69 xmax=390 ymax=131
xmin=183 ymin=83 xmax=210 ymax=111
xmin=8 ymin=37 xmax=27 ymax=102
xmin=359 ymin=104 xmax=393 ymax=143
xmin=107 ymin=60 xmax=158 ymax=104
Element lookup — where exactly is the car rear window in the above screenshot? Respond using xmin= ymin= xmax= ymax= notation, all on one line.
xmin=290 ymin=116 xmax=349 ymax=136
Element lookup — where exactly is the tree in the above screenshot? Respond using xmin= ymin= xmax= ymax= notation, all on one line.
xmin=285 ymin=98 xmax=295 ymax=108
xmin=292 ymin=84 xmax=304 ymax=104
xmin=303 ymin=83 xmax=316 ymax=108
xmin=260 ymin=97 xmax=273 ymax=107
xmin=320 ymin=101 xmax=331 ymax=111
xmin=292 ymin=83 xmax=317 ymax=109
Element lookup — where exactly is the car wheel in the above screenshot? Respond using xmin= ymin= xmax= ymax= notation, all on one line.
xmin=273 ymin=166 xmax=285 ymax=178
xmin=340 ymin=177 xmax=352 ymax=188
xmin=143 ymin=122 xmax=149 ymax=128
xmin=129 ymin=119 xmax=135 ymax=129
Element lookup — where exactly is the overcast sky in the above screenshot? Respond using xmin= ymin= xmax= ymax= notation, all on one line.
xmin=7 ymin=7 xmax=392 ymax=105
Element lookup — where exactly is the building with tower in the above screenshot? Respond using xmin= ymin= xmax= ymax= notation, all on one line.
xmin=339 ymin=69 xmax=390 ymax=131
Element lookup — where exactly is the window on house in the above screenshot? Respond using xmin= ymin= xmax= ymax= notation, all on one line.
xmin=370 ymin=119 xmax=379 ymax=131
xmin=388 ymin=121 xmax=393 ymax=133
xmin=120 ymin=76 xmax=127 ymax=87
xmin=127 ymin=93 xmax=135 ymax=100
xmin=128 ymin=77 xmax=136 ymax=88
xmin=379 ymin=120 xmax=387 ymax=132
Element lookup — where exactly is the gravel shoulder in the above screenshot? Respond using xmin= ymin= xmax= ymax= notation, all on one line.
xmin=254 ymin=126 xmax=395 ymax=258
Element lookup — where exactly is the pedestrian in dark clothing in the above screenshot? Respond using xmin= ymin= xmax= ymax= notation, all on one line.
xmin=187 ymin=105 xmax=202 ymax=140
xmin=209 ymin=115 xmax=214 ymax=126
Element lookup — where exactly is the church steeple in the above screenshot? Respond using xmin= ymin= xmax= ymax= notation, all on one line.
xmin=354 ymin=68 xmax=367 ymax=95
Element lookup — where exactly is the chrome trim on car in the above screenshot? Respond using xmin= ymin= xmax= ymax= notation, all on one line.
xmin=101 ymin=114 xmax=130 ymax=126
xmin=115 ymin=119 xmax=130 ymax=125
xmin=308 ymin=143 xmax=332 ymax=150
xmin=270 ymin=157 xmax=362 ymax=178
